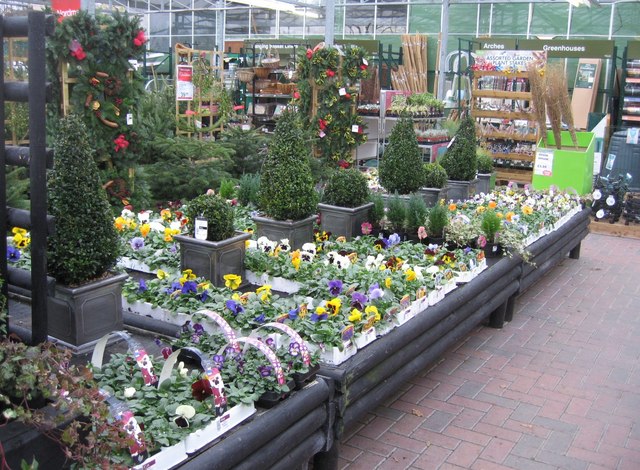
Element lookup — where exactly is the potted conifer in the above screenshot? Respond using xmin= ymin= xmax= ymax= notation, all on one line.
xmin=174 ymin=193 xmax=251 ymax=287
xmin=420 ymin=162 xmax=448 ymax=207
xmin=47 ymin=114 xmax=126 ymax=352
xmin=476 ymin=148 xmax=494 ymax=195
xmin=439 ymin=117 xmax=478 ymax=201
xmin=378 ymin=115 xmax=426 ymax=195
xmin=253 ymin=109 xmax=318 ymax=249
xmin=318 ymin=168 xmax=373 ymax=240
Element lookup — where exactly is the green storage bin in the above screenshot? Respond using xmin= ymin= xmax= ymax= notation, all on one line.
xmin=532 ymin=131 xmax=595 ymax=194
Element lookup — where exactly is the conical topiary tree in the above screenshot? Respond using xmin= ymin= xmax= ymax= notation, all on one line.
xmin=439 ymin=116 xmax=478 ymax=181
xmin=379 ymin=115 xmax=425 ymax=194
xmin=259 ymin=109 xmax=318 ymax=220
xmin=48 ymin=115 xmax=120 ymax=286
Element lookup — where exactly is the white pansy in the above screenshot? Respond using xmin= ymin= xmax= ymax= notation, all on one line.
xmin=246 ymin=240 xmax=257 ymax=250
xmin=170 ymin=220 xmax=181 ymax=231
xmin=149 ymin=221 xmax=165 ymax=233
xmin=426 ymin=265 xmax=440 ymax=275
xmin=121 ymin=208 xmax=134 ymax=218
xmin=175 ymin=404 xmax=196 ymax=419
xmin=124 ymin=387 xmax=136 ymax=398
xmin=137 ymin=211 xmax=151 ymax=223
xmin=301 ymin=243 xmax=316 ymax=255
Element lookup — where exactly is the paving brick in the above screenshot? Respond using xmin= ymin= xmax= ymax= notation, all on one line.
xmin=380 ymin=431 xmax=432 ymax=454
xmin=448 ymin=394 xmax=492 ymax=413
xmin=453 ymin=381 xmax=486 ymax=400
xmin=451 ymin=408 xmax=486 ymax=430
xmin=342 ymin=451 xmax=386 ymax=469
xmin=421 ymin=409 xmax=456 ymax=433
xmin=400 ymin=385 xmax=436 ymax=405
xmin=389 ymin=412 xmax=426 ymax=437
xmin=445 ymin=441 xmax=484 ymax=468
xmin=444 ymin=425 xmax=492 ymax=446
xmin=344 ymin=434 xmax=395 ymax=457
xmin=411 ymin=444 xmax=452 ymax=470
xmin=566 ymin=396 xmax=593 ymax=417
xmin=474 ymin=422 xmax=523 ymax=443
xmin=358 ymin=416 xmax=396 ymax=440
xmin=479 ymin=437 xmax=515 ymax=464
xmin=510 ymin=402 xmax=542 ymax=423
xmin=535 ymin=449 xmax=589 ymax=470
xmin=503 ymin=454 xmax=557 ymax=470
xmin=470 ymin=458 xmax=516 ymax=470
xmin=377 ymin=447 xmax=419 ymax=470
xmin=567 ymin=446 xmax=620 ymax=468
xmin=410 ymin=427 xmax=460 ymax=450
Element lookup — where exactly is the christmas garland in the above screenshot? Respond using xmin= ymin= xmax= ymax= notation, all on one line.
xmin=294 ymin=44 xmax=371 ymax=167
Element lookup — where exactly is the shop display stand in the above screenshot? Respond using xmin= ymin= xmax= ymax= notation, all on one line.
xmin=619 ymin=41 xmax=640 ymax=128
xmin=471 ymin=70 xmax=538 ymax=184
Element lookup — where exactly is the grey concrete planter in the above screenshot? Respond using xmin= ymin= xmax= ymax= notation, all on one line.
xmin=476 ymin=173 xmax=492 ymax=195
xmin=318 ymin=202 xmax=374 ymax=240
xmin=445 ymin=180 xmax=472 ymax=202
xmin=47 ymin=272 xmax=128 ymax=352
xmin=252 ymin=214 xmax=317 ymax=250
xmin=418 ymin=187 xmax=447 ymax=207
xmin=174 ymin=231 xmax=251 ymax=287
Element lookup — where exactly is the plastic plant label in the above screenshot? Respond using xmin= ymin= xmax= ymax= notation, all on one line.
xmin=195 ymin=217 xmax=208 ymax=240
xmin=341 ymin=325 xmax=355 ymax=342
xmin=363 ymin=58 xmax=369 ymax=66
xmin=339 ymin=87 xmax=347 ymax=96
xmin=126 ymin=113 xmax=133 ymax=125
xmin=351 ymin=124 xmax=360 ymax=133
xmin=416 ymin=287 xmax=427 ymax=299
xmin=400 ymin=294 xmax=411 ymax=309
xmin=202 ymin=360 xmax=227 ymax=416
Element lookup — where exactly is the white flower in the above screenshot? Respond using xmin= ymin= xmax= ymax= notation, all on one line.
xmin=170 ymin=220 xmax=181 ymax=231
xmin=149 ymin=221 xmax=165 ymax=233
xmin=124 ymin=387 xmax=136 ymax=398
xmin=278 ymin=239 xmax=291 ymax=252
xmin=137 ymin=211 xmax=151 ymax=223
xmin=178 ymin=361 xmax=188 ymax=378
xmin=365 ymin=254 xmax=384 ymax=270
xmin=334 ymin=255 xmax=351 ymax=270
xmin=426 ymin=265 xmax=440 ymax=275
xmin=121 ymin=208 xmax=134 ymax=219
xmin=301 ymin=243 xmax=316 ymax=255
xmin=246 ymin=240 xmax=257 ymax=250
xmin=413 ymin=265 xmax=425 ymax=281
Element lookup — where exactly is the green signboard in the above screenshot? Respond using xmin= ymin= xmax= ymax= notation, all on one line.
xmin=518 ymin=39 xmax=614 ymax=59
xmin=628 ymin=41 xmax=640 ymax=59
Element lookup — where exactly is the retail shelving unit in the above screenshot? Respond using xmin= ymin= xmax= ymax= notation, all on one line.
xmin=619 ymin=41 xmax=640 ymax=128
xmin=470 ymin=70 xmax=538 ymax=184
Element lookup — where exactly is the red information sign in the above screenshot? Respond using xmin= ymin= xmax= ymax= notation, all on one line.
xmin=52 ymin=0 xmax=81 ymax=20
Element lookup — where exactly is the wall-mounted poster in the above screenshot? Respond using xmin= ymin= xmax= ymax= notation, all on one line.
xmin=575 ymin=62 xmax=597 ymax=89
xmin=571 ymin=58 xmax=602 ymax=129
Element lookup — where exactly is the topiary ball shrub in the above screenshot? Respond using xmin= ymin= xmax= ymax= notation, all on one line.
xmin=379 ymin=115 xmax=426 ymax=194
xmin=259 ymin=110 xmax=318 ymax=220
xmin=48 ymin=115 xmax=120 ymax=286
xmin=322 ymin=168 xmax=371 ymax=208
xmin=184 ymin=193 xmax=235 ymax=241
xmin=476 ymin=149 xmax=494 ymax=174
xmin=439 ymin=117 xmax=478 ymax=181
xmin=423 ymin=162 xmax=448 ymax=189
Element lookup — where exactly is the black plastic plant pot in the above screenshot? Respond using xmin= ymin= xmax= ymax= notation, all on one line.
xmin=292 ymin=364 xmax=320 ymax=390
xmin=257 ymin=379 xmax=296 ymax=409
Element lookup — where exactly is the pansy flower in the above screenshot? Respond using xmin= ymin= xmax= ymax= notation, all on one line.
xmin=191 ymin=379 xmax=213 ymax=401
xmin=225 ymin=299 xmax=244 ymax=315
xmin=6 ymin=246 xmax=20 ymax=263
xmin=351 ymin=291 xmax=367 ymax=311
xmin=328 ymin=279 xmax=343 ymax=296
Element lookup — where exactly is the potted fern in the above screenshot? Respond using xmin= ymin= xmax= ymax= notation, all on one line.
xmin=47 ymin=114 xmax=126 ymax=351
xmin=420 ymin=162 xmax=448 ymax=207
xmin=174 ymin=193 xmax=251 ymax=287
xmin=439 ymin=117 xmax=478 ymax=201
xmin=318 ymin=168 xmax=373 ymax=240
xmin=476 ymin=148 xmax=495 ymax=195
xmin=253 ymin=109 xmax=318 ymax=249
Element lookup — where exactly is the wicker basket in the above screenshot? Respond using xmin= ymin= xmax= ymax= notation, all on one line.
xmin=254 ymin=67 xmax=270 ymax=79
xmin=262 ymin=57 xmax=281 ymax=69
xmin=236 ymin=68 xmax=255 ymax=83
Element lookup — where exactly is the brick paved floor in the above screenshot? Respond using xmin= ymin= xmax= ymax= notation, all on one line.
xmin=338 ymin=233 xmax=640 ymax=470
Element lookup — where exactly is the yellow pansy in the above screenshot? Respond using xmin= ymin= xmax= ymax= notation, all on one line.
xmin=182 ymin=269 xmax=196 ymax=280
xmin=348 ymin=308 xmax=362 ymax=323
xmin=496 ymin=212 xmax=504 ymax=219
xmin=13 ymin=232 xmax=30 ymax=249
xmin=140 ymin=223 xmax=151 ymax=238
xmin=316 ymin=306 xmax=327 ymax=316
xmin=385 ymin=277 xmax=392 ymax=289
xmin=197 ymin=281 xmax=211 ymax=290
xmin=505 ymin=211 xmax=515 ymax=222
xmin=476 ymin=206 xmax=486 ymax=214
xmin=522 ymin=205 xmax=534 ymax=215
xmin=326 ymin=298 xmax=342 ymax=316
xmin=405 ymin=268 xmax=417 ymax=282
xmin=256 ymin=285 xmax=272 ymax=302
xmin=160 ymin=209 xmax=172 ymax=220
xmin=157 ymin=269 xmax=167 ymax=280
xmin=11 ymin=227 xmax=27 ymax=236
xmin=224 ymin=274 xmax=242 ymax=290
xmin=365 ymin=305 xmax=380 ymax=322
xmin=114 ymin=217 xmax=126 ymax=231
xmin=290 ymin=250 xmax=301 ymax=270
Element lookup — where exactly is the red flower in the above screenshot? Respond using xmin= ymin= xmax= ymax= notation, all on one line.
xmin=293 ymin=91 xmax=301 ymax=100
xmin=191 ymin=378 xmax=213 ymax=401
xmin=306 ymin=48 xmax=313 ymax=59
xmin=114 ymin=134 xmax=130 ymax=152
xmin=360 ymin=64 xmax=368 ymax=70
xmin=326 ymin=69 xmax=335 ymax=78
xmin=338 ymin=160 xmax=350 ymax=169
xmin=133 ymin=30 xmax=147 ymax=47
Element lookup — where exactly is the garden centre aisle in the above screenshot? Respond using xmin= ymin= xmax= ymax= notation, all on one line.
xmin=337 ymin=232 xmax=640 ymax=470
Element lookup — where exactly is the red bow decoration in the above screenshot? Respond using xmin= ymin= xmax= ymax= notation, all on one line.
xmin=133 ymin=30 xmax=147 ymax=47
xmin=326 ymin=69 xmax=335 ymax=78
xmin=360 ymin=64 xmax=368 ymax=70
xmin=318 ymin=119 xmax=328 ymax=131
xmin=114 ymin=134 xmax=130 ymax=152
xmin=69 ymin=39 xmax=86 ymax=61
xmin=306 ymin=48 xmax=313 ymax=59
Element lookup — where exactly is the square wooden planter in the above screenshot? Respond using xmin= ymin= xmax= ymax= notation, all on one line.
xmin=174 ymin=231 xmax=251 ymax=287
xmin=318 ymin=202 xmax=374 ymax=240
xmin=252 ymin=214 xmax=316 ymax=250
xmin=47 ymin=272 xmax=128 ymax=353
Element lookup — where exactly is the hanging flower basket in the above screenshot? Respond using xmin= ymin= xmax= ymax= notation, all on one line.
xmin=236 ymin=68 xmax=255 ymax=83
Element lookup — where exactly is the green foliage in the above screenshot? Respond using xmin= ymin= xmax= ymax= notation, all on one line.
xmin=6 ymin=167 xmax=29 ymax=210
xmin=184 ymin=194 xmax=235 ymax=241
xmin=427 ymin=203 xmax=449 ymax=237
xmin=237 ymin=173 xmax=261 ymax=206
xmin=5 ymin=102 xmax=29 ymax=144
xmin=405 ymin=193 xmax=428 ymax=232
xmin=143 ymin=136 xmax=233 ymax=204
xmin=48 ymin=115 xmax=120 ymax=285
xmin=369 ymin=193 xmax=385 ymax=229
xmin=386 ymin=194 xmax=406 ymax=232
xmin=219 ymin=126 xmax=269 ymax=177
xmin=476 ymin=148 xmax=495 ymax=174
xmin=379 ymin=116 xmax=426 ymax=194
xmin=135 ymin=85 xmax=178 ymax=165
xmin=439 ymin=117 xmax=478 ymax=181
xmin=259 ymin=110 xmax=318 ymax=220
xmin=0 ymin=278 xmax=6 ymax=336
xmin=219 ymin=178 xmax=236 ymax=199
xmin=322 ymin=168 xmax=371 ymax=208
xmin=423 ymin=162 xmax=448 ymax=189
xmin=481 ymin=209 xmax=502 ymax=243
